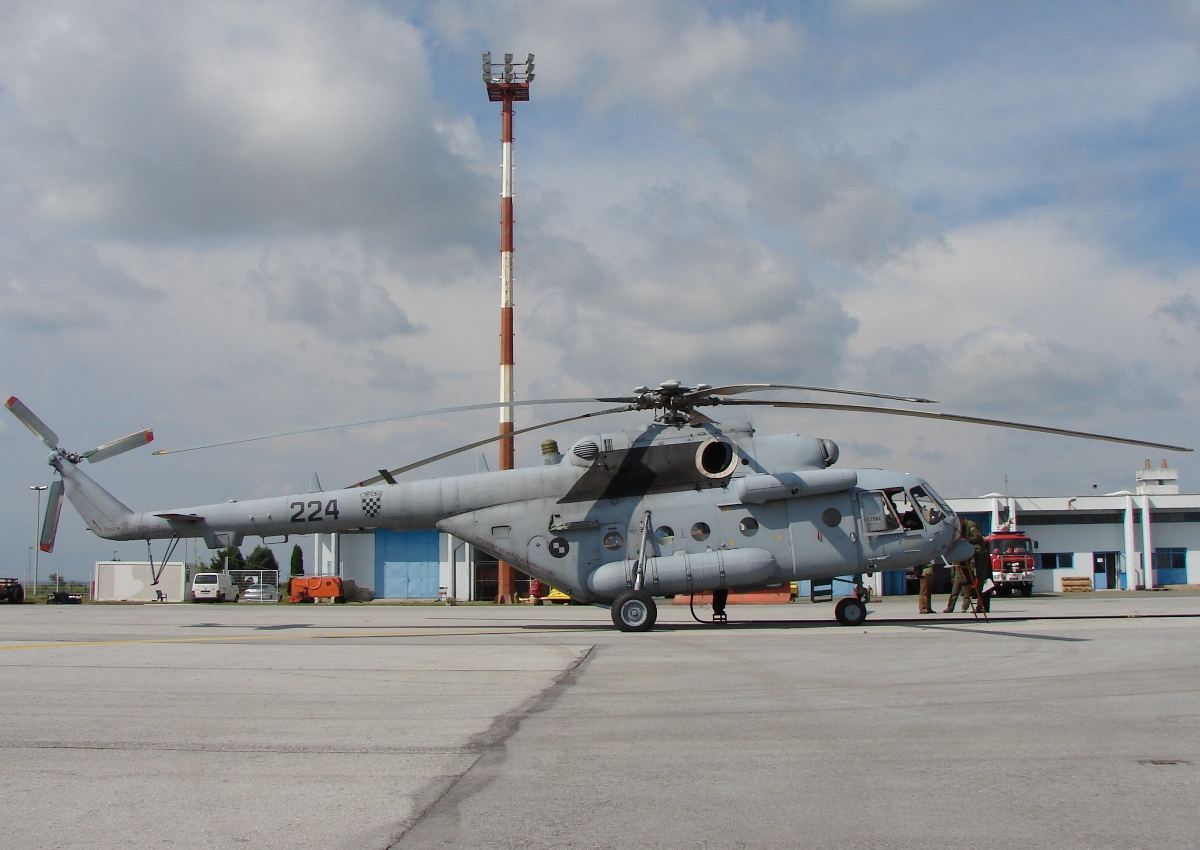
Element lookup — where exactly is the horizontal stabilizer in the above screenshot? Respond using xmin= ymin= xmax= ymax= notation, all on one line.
xmin=154 ymin=512 xmax=202 ymax=522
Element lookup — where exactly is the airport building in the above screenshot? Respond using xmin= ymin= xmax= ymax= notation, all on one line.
xmin=309 ymin=462 xmax=1199 ymax=600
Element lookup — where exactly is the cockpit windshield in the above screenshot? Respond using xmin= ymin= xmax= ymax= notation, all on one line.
xmin=991 ymin=538 xmax=1032 ymax=554
xmin=909 ymin=485 xmax=946 ymax=526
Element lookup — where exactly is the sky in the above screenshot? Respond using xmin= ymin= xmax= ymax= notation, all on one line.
xmin=2 ymin=0 xmax=1199 ymax=580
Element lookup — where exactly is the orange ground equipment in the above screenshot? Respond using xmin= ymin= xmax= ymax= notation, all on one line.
xmin=288 ymin=576 xmax=344 ymax=603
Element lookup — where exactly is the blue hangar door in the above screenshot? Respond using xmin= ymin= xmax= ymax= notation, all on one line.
xmin=375 ymin=530 xmax=440 ymax=599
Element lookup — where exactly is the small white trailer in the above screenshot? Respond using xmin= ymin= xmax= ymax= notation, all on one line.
xmin=93 ymin=561 xmax=186 ymax=602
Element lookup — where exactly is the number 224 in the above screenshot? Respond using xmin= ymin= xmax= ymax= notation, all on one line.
xmin=290 ymin=499 xmax=340 ymax=522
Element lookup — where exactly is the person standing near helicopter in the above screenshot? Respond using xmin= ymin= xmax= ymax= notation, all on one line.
xmin=918 ymin=562 xmax=935 ymax=614
xmin=944 ymin=520 xmax=983 ymax=612
xmin=973 ymin=524 xmax=994 ymax=613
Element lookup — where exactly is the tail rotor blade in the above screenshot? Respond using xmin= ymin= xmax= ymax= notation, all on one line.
xmin=5 ymin=397 xmax=59 ymax=448
xmin=82 ymin=429 xmax=154 ymax=463
xmin=39 ymin=480 xmax=64 ymax=553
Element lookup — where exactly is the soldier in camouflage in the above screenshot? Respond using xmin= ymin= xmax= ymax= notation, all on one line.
xmin=944 ymin=520 xmax=982 ymax=612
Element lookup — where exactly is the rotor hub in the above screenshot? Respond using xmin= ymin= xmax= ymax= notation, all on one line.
xmin=630 ymin=381 xmax=719 ymax=424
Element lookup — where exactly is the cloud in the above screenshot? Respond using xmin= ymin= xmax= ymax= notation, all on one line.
xmin=247 ymin=250 xmax=423 ymax=342
xmin=840 ymin=212 xmax=1193 ymax=438
xmin=366 ymin=349 xmax=439 ymax=394
xmin=741 ymin=143 xmax=942 ymax=268
xmin=0 ymin=0 xmax=490 ymax=245
xmin=835 ymin=0 xmax=955 ymax=15
xmin=429 ymin=0 xmax=799 ymax=118
xmin=523 ymin=185 xmax=857 ymax=390
xmin=1157 ymin=292 xmax=1200 ymax=330
xmin=871 ymin=328 xmax=1180 ymax=417
xmin=0 ymin=226 xmax=161 ymax=334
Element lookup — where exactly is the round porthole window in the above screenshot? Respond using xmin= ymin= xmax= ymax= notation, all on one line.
xmin=690 ymin=522 xmax=711 ymax=541
xmin=739 ymin=517 xmax=759 ymax=535
xmin=603 ymin=530 xmax=624 ymax=550
xmin=822 ymin=507 xmax=842 ymax=528
xmin=655 ymin=526 xmax=675 ymax=545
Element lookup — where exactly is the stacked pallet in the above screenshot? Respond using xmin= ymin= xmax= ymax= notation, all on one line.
xmin=1061 ymin=576 xmax=1093 ymax=592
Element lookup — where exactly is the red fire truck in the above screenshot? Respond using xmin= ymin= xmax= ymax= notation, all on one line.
xmin=984 ymin=529 xmax=1035 ymax=597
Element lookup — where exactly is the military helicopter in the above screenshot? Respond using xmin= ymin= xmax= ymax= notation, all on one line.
xmin=6 ymin=382 xmax=1190 ymax=631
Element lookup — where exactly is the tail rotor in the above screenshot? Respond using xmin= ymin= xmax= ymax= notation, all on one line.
xmin=5 ymin=396 xmax=153 ymax=464
xmin=6 ymin=396 xmax=152 ymax=551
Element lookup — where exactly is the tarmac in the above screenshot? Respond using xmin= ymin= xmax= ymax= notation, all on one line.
xmin=2 ymin=592 xmax=1198 ymax=849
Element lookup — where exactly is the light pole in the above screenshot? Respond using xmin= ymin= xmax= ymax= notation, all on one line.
xmin=30 ymin=485 xmax=47 ymax=596
xmin=482 ymin=50 xmax=534 ymax=603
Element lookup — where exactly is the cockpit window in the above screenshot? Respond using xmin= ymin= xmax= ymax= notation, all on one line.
xmin=991 ymin=538 xmax=1031 ymax=554
xmin=909 ymin=486 xmax=946 ymax=526
xmin=920 ymin=483 xmax=954 ymax=517
xmin=885 ymin=488 xmax=924 ymax=531
xmin=860 ymin=491 xmax=901 ymax=533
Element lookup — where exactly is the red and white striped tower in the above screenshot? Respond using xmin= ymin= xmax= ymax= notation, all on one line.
xmin=484 ymin=52 xmax=533 ymax=604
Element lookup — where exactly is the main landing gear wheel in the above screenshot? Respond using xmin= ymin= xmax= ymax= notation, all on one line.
xmin=612 ymin=589 xmax=657 ymax=632
xmin=835 ymin=597 xmax=867 ymax=626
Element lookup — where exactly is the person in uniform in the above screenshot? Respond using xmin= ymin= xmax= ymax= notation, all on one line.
xmin=972 ymin=522 xmax=993 ymax=613
xmin=918 ymin=562 xmax=935 ymax=614
xmin=944 ymin=520 xmax=982 ymax=612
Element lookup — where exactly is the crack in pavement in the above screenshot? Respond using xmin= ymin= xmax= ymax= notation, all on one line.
xmin=378 ymin=646 xmax=596 ymax=850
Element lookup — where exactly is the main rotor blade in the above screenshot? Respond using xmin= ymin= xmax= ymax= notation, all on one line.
xmin=694 ymin=384 xmax=936 ymax=404
xmin=39 ymin=480 xmax=64 ymax=553
xmin=350 ymin=405 xmax=633 ymax=487
xmin=153 ymin=397 xmax=636 ymax=456
xmin=720 ymin=399 xmax=1192 ymax=452
xmin=82 ymin=429 xmax=154 ymax=463
xmin=5 ymin=396 xmax=59 ymax=448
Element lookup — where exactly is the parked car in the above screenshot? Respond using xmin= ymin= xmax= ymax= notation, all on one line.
xmin=241 ymin=583 xmax=280 ymax=603
xmin=191 ymin=572 xmax=240 ymax=602
xmin=46 ymin=590 xmax=83 ymax=604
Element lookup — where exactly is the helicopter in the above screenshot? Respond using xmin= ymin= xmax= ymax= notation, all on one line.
xmin=6 ymin=381 xmax=1191 ymax=631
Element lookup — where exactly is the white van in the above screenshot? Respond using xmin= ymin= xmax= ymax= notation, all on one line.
xmin=191 ymin=572 xmax=240 ymax=603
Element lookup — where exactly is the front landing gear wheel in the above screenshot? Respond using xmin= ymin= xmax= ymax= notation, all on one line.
xmin=835 ymin=597 xmax=867 ymax=626
xmin=611 ymin=590 xmax=657 ymax=632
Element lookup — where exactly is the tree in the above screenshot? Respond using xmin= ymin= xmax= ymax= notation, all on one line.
xmin=245 ymin=545 xmax=280 ymax=573
xmin=289 ymin=544 xmax=304 ymax=577
xmin=208 ymin=546 xmax=244 ymax=572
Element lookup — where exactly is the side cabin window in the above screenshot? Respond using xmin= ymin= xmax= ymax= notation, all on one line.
xmin=885 ymin=487 xmax=924 ymax=531
xmin=909 ymin=485 xmax=946 ymax=526
xmin=860 ymin=491 xmax=901 ymax=534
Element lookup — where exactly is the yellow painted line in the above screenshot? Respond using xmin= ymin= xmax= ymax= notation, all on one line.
xmin=0 ymin=627 xmax=549 ymax=652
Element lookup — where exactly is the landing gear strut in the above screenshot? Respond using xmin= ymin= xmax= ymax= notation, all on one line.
xmin=711 ymin=588 xmax=729 ymax=624
xmin=612 ymin=589 xmax=657 ymax=632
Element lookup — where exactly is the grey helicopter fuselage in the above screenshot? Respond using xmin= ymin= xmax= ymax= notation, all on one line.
xmin=54 ymin=420 xmax=966 ymax=603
